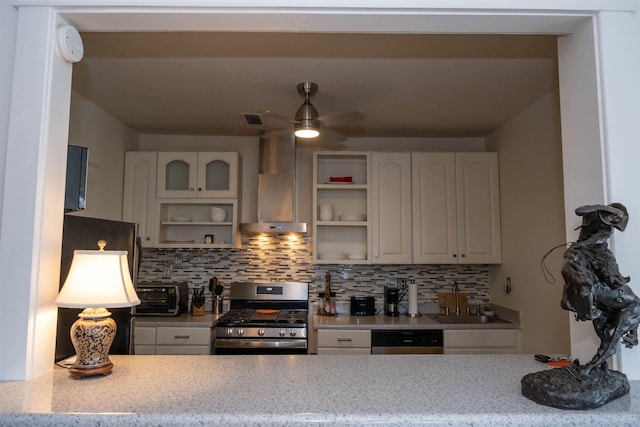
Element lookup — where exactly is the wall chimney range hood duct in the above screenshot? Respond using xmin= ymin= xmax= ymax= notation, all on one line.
xmin=240 ymin=134 xmax=307 ymax=234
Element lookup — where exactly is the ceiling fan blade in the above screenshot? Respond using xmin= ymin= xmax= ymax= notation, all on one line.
xmin=319 ymin=126 xmax=347 ymax=143
xmin=262 ymin=111 xmax=299 ymax=125
xmin=260 ymin=128 xmax=291 ymax=139
xmin=317 ymin=111 xmax=364 ymax=128
xmin=326 ymin=121 xmax=366 ymax=138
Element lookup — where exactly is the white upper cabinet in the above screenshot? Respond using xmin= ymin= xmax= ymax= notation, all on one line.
xmin=371 ymin=152 xmax=413 ymax=264
xmin=412 ymin=152 xmax=501 ymax=264
xmin=125 ymin=151 xmax=241 ymax=249
xmin=157 ymin=152 xmax=239 ymax=199
xmin=122 ymin=152 xmax=157 ymax=247
xmin=313 ymin=152 xmax=371 ymax=264
xmin=455 ymin=153 xmax=502 ymax=264
xmin=412 ymin=153 xmax=457 ymax=264
xmin=316 ymin=151 xmax=501 ymax=265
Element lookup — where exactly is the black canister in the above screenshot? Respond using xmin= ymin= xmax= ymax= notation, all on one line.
xmin=350 ymin=296 xmax=376 ymax=316
xmin=384 ymin=286 xmax=400 ymax=316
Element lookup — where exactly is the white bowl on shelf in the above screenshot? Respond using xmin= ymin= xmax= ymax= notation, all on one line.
xmin=347 ymin=252 xmax=367 ymax=260
xmin=319 ymin=252 xmax=345 ymax=260
xmin=210 ymin=207 xmax=227 ymax=222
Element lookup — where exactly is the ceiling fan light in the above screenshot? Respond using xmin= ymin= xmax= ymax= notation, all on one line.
xmin=295 ymin=121 xmax=319 ymax=139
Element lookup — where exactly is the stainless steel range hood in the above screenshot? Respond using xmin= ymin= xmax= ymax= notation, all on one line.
xmin=240 ymin=133 xmax=308 ymax=233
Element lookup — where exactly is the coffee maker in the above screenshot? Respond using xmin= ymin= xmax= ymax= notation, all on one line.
xmin=384 ymin=286 xmax=400 ymax=316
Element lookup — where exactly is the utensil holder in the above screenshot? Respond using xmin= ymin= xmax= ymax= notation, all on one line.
xmin=212 ymin=296 xmax=224 ymax=314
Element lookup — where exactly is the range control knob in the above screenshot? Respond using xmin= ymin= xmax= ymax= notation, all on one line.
xmin=226 ymin=328 xmax=233 ymax=336
xmin=258 ymin=329 xmax=265 ymax=336
xmin=289 ymin=329 xmax=297 ymax=337
xmin=237 ymin=328 xmax=244 ymax=336
xmin=279 ymin=328 xmax=286 ymax=337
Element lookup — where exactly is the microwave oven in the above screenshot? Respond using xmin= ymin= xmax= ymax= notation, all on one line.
xmin=134 ymin=282 xmax=189 ymax=316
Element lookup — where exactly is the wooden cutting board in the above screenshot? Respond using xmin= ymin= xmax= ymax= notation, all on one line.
xmin=437 ymin=292 xmax=468 ymax=315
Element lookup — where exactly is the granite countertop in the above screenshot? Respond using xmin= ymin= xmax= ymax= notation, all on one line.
xmin=135 ymin=312 xmax=223 ymax=327
xmin=313 ymin=311 xmax=519 ymax=330
xmin=0 ymin=354 xmax=637 ymax=426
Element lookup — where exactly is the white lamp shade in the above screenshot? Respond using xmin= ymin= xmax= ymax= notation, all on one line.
xmin=56 ymin=250 xmax=140 ymax=308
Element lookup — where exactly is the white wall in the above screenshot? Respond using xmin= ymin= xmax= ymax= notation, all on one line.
xmin=0 ymin=1 xmax=17 ymax=224
xmin=595 ymin=10 xmax=640 ymax=379
xmin=3 ymin=3 xmax=640 ymax=381
xmin=556 ymin=17 xmax=608 ymax=366
xmin=486 ymin=92 xmax=569 ymax=355
xmin=0 ymin=8 xmax=74 ymax=380
xmin=68 ymin=91 xmax=139 ymax=220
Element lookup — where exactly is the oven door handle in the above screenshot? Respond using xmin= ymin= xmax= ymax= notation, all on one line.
xmin=215 ymin=339 xmax=307 ymax=349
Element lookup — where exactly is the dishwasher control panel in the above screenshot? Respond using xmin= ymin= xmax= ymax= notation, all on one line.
xmin=371 ymin=329 xmax=444 ymax=354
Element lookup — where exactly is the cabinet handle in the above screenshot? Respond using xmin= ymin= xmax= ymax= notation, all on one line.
xmin=174 ymin=335 xmax=190 ymax=339
xmin=461 ymin=254 xmax=466 ymax=258
xmin=337 ymin=337 xmax=353 ymax=342
xmin=198 ymin=187 xmax=202 ymax=191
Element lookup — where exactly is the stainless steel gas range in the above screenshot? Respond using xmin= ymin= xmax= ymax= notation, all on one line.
xmin=214 ymin=281 xmax=309 ymax=355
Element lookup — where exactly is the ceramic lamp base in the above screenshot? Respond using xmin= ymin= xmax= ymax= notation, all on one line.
xmin=69 ymin=361 xmax=114 ymax=379
xmin=68 ymin=309 xmax=116 ymax=379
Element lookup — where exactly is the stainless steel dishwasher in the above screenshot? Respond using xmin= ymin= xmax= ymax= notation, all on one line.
xmin=371 ymin=329 xmax=444 ymax=354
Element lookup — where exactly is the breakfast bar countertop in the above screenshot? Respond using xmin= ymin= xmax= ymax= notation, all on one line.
xmin=0 ymin=354 xmax=638 ymax=426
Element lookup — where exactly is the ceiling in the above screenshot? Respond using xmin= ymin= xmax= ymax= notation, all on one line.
xmin=71 ymin=32 xmax=558 ymax=141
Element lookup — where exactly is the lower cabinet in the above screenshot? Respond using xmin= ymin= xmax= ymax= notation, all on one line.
xmin=134 ymin=326 xmax=212 ymax=355
xmin=316 ymin=329 xmax=372 ymax=355
xmin=443 ymin=329 xmax=520 ymax=354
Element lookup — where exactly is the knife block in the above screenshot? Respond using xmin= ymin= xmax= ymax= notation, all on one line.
xmin=437 ymin=292 xmax=468 ymax=315
xmin=192 ymin=303 xmax=205 ymax=316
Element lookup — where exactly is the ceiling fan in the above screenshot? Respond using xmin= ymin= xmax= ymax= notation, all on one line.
xmin=243 ymin=82 xmax=364 ymax=149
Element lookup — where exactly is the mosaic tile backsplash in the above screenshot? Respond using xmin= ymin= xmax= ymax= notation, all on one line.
xmin=138 ymin=234 xmax=490 ymax=312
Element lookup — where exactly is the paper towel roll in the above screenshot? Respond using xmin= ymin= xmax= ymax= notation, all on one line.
xmin=408 ymin=282 xmax=418 ymax=315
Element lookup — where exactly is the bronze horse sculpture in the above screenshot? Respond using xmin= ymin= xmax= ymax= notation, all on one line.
xmin=561 ymin=203 xmax=639 ymax=376
xmin=522 ymin=202 xmax=640 ymax=409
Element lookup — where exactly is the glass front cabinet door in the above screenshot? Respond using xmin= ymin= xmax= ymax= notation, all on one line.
xmin=157 ymin=152 xmax=239 ymax=198
xmin=196 ymin=152 xmax=239 ymax=198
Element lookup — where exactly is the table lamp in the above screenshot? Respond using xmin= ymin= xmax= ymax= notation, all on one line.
xmin=55 ymin=240 xmax=140 ymax=379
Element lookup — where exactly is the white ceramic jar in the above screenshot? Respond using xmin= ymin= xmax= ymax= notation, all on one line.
xmin=319 ymin=204 xmax=333 ymax=221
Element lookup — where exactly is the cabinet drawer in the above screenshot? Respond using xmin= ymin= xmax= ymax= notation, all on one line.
xmin=156 ymin=327 xmax=211 ymax=346
xmin=134 ymin=327 xmax=156 ymax=345
xmin=444 ymin=329 xmax=517 ymax=348
xmin=317 ymin=329 xmax=371 ymax=348
xmin=155 ymin=345 xmax=210 ymax=355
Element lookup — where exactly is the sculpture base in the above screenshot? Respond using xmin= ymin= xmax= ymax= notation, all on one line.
xmin=522 ymin=366 xmax=630 ymax=409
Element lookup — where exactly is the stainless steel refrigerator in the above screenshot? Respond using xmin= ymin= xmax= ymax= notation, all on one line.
xmin=55 ymin=215 xmax=140 ymax=362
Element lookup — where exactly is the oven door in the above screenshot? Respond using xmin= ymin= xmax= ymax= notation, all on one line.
xmin=214 ymin=338 xmax=308 ymax=355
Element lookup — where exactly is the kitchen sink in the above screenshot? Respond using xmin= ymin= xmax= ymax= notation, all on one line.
xmin=428 ymin=314 xmax=508 ymax=324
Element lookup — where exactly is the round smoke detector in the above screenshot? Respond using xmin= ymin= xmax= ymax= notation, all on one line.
xmin=56 ymin=25 xmax=84 ymax=63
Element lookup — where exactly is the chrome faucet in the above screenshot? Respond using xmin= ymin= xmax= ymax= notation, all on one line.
xmin=452 ymin=281 xmax=461 ymax=315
